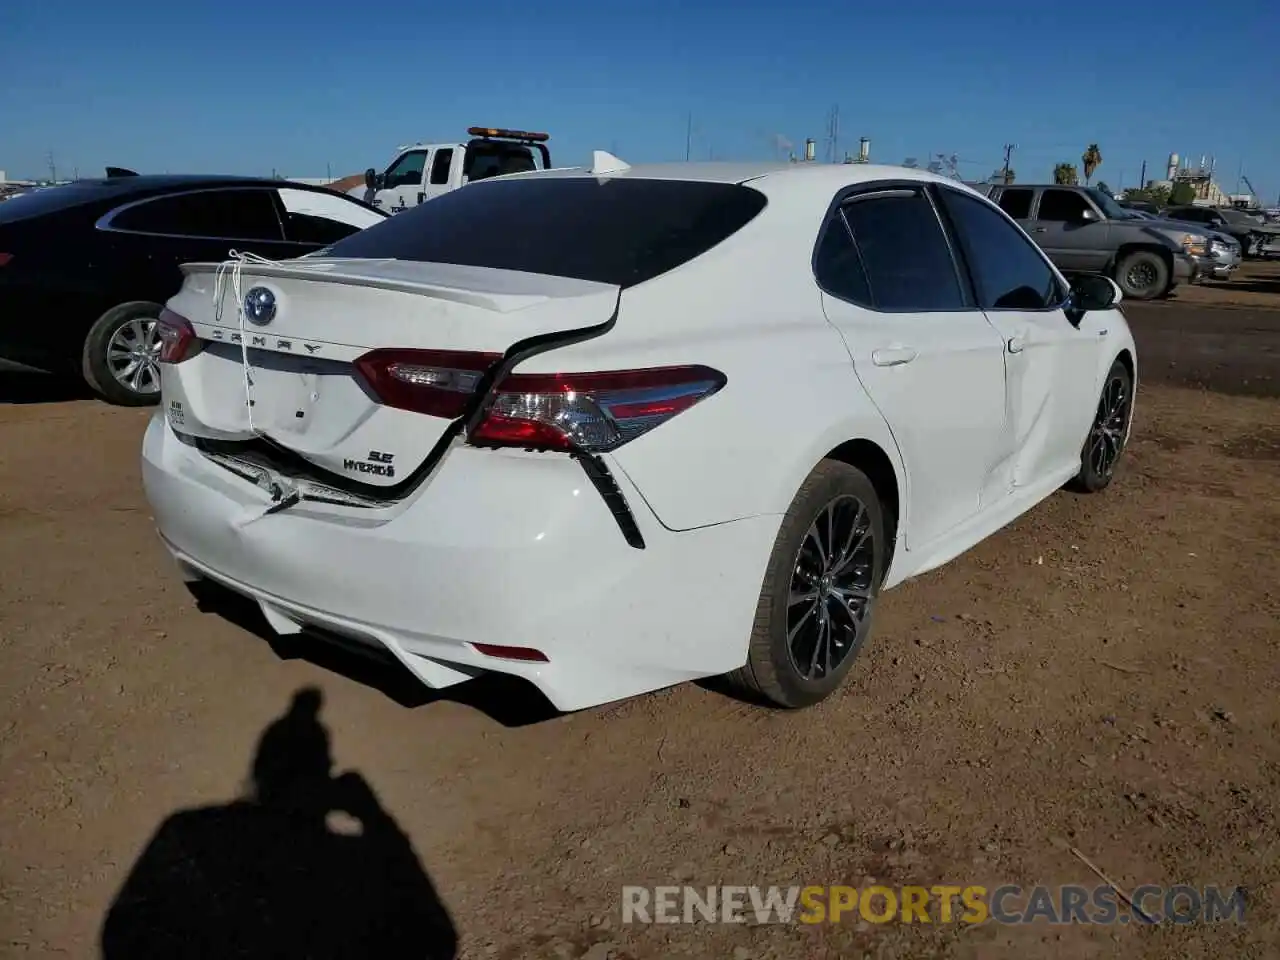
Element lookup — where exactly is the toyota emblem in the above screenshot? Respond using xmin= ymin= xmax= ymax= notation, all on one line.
xmin=243 ymin=286 xmax=277 ymax=326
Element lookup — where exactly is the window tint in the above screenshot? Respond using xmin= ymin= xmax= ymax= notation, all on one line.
xmin=1037 ymin=189 xmax=1092 ymax=222
xmin=110 ymin=189 xmax=282 ymax=240
xmin=813 ymin=214 xmax=872 ymax=305
xmin=839 ymin=189 xmax=965 ymax=311
xmin=464 ymin=143 xmax=538 ymax=181
xmin=324 ymin=177 xmax=768 ymax=287
xmin=997 ymin=188 xmax=1034 ymax=220
xmin=384 ymin=151 xmax=428 ymax=189
xmin=941 ymin=189 xmax=1061 ymax=310
xmin=429 ymin=148 xmax=454 ymax=185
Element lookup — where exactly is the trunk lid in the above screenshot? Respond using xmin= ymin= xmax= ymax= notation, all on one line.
xmin=164 ymin=257 xmax=619 ymax=488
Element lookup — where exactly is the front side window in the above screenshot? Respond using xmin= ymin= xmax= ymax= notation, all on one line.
xmin=383 ymin=151 xmax=428 ymax=189
xmin=941 ymin=188 xmax=1062 ymax=310
xmin=838 ymin=189 xmax=965 ymax=311
xmin=109 ymin=189 xmax=282 ymax=241
xmin=1037 ymin=189 xmax=1093 ymax=222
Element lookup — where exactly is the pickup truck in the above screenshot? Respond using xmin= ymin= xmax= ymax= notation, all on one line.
xmin=350 ymin=127 xmax=552 ymax=213
xmin=974 ymin=183 xmax=1209 ymax=300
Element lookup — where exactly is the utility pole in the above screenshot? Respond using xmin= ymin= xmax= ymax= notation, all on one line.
xmin=1138 ymin=159 xmax=1147 ymax=189
xmin=826 ymin=105 xmax=840 ymax=164
xmin=46 ymin=150 xmax=56 ymax=183
xmin=685 ymin=113 xmax=692 ymax=162
xmin=1001 ymin=143 xmax=1016 ymax=184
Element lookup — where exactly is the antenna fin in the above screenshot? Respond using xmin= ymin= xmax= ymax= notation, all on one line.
xmin=590 ymin=150 xmax=631 ymax=175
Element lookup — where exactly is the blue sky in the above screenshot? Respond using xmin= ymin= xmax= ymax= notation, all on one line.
xmin=3 ymin=0 xmax=1277 ymax=201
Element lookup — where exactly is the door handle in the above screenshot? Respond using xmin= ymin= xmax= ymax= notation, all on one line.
xmin=1033 ymin=227 xmax=1047 ymax=233
xmin=871 ymin=346 xmax=918 ymax=367
xmin=1007 ymin=334 xmax=1026 ymax=354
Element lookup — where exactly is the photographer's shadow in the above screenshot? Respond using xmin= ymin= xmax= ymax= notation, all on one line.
xmin=101 ymin=687 xmax=458 ymax=959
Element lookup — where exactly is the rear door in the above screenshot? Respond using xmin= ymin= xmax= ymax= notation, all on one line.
xmin=421 ymin=148 xmax=457 ymax=201
xmin=816 ymin=183 xmax=1009 ymax=550
xmin=938 ymin=185 xmax=1103 ymax=489
xmin=1031 ymin=188 xmax=1110 ymax=271
xmin=100 ymin=186 xmax=289 ymax=295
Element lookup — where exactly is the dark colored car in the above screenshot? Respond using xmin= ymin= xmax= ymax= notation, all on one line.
xmin=1161 ymin=205 xmax=1280 ymax=258
xmin=0 ymin=174 xmax=387 ymax=404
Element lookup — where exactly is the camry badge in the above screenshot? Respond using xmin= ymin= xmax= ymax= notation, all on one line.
xmin=243 ymin=286 xmax=277 ymax=326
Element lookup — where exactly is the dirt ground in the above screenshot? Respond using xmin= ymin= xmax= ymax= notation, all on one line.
xmin=2 ymin=265 xmax=1279 ymax=959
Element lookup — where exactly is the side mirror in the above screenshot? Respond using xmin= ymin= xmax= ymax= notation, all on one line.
xmin=364 ymin=167 xmax=379 ymax=190
xmin=1078 ymin=209 xmax=1099 ymax=223
xmin=1063 ymin=274 xmax=1120 ymax=326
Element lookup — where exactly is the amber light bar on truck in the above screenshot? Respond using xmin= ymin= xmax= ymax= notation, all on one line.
xmin=467 ymin=127 xmax=549 ymax=142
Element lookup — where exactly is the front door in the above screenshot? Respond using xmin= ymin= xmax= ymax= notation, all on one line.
xmin=372 ymin=149 xmax=430 ymax=213
xmin=1030 ymin=188 xmax=1111 ymax=272
xmin=937 ymin=185 xmax=1105 ymax=488
xmin=815 ymin=183 xmax=1009 ymax=550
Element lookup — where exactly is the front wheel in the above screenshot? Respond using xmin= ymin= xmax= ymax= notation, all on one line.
xmin=1069 ymin=359 xmax=1133 ymax=493
xmin=727 ymin=460 xmax=887 ymax=709
xmin=1112 ymin=251 xmax=1169 ymax=301
xmin=82 ymin=301 xmax=166 ymax=406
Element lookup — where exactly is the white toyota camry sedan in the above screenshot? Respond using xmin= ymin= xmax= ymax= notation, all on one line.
xmin=142 ymin=159 xmax=1137 ymax=712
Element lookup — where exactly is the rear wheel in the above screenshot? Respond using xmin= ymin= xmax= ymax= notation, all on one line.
xmin=1069 ymin=359 xmax=1133 ymax=493
xmin=82 ymin=301 xmax=165 ymax=406
xmin=727 ymin=460 xmax=886 ymax=709
xmin=1112 ymin=250 xmax=1169 ymax=300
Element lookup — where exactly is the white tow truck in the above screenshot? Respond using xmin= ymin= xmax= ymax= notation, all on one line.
xmin=349 ymin=126 xmax=552 ymax=212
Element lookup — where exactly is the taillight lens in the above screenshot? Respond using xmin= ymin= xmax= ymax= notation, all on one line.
xmin=354 ymin=349 xmax=501 ymax=418
xmin=0 ymin=253 xmax=13 ymax=267
xmin=353 ymin=348 xmax=726 ymax=453
xmin=157 ymin=308 xmax=199 ymax=363
xmin=472 ymin=364 xmax=726 ymax=452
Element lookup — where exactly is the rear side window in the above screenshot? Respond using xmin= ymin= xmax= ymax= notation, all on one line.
xmin=813 ymin=214 xmax=872 ymax=305
xmin=838 ymin=189 xmax=965 ymax=311
xmin=324 ymin=178 xmax=769 ymax=287
xmin=109 ymin=189 xmax=282 ymax=241
xmin=996 ymin=188 xmax=1033 ymax=220
xmin=1037 ymin=189 xmax=1092 ymax=222
xmin=429 ymin=149 xmax=454 ymax=185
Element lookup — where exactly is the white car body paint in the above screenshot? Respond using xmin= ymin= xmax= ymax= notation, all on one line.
xmin=142 ymin=161 xmax=1137 ymax=711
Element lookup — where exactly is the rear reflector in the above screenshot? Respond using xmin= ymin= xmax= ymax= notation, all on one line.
xmin=472 ymin=643 xmax=549 ymax=663
xmin=157 ymin=308 xmax=200 ymax=364
xmin=354 ymin=349 xmax=500 ymax=418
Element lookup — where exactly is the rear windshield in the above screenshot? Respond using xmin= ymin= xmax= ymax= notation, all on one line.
xmin=0 ymin=181 xmax=126 ymax=224
xmin=323 ymin=177 xmax=768 ymax=287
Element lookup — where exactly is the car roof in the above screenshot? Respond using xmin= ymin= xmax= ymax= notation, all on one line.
xmin=494 ymin=159 xmax=974 ymax=195
xmin=0 ymin=174 xmax=370 ymax=225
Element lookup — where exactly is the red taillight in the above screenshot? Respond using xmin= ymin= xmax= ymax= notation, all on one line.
xmin=157 ymin=308 xmax=199 ymax=363
xmin=472 ymin=364 xmax=726 ymax=453
xmin=0 ymin=253 xmax=13 ymax=267
xmin=353 ymin=347 xmax=726 ymax=453
xmin=354 ymin=349 xmax=501 ymax=418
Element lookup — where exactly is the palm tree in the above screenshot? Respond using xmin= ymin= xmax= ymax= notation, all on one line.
xmin=1054 ymin=162 xmax=1080 ymax=185
xmin=1082 ymin=144 xmax=1103 ymax=185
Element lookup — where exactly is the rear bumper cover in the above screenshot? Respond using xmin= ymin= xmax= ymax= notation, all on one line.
xmin=141 ymin=412 xmax=780 ymax=711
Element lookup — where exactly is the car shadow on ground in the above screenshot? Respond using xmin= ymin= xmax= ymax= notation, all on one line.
xmin=1212 ymin=277 xmax=1280 ymax=295
xmin=0 ymin=370 xmax=94 ymax=404
xmin=186 ymin=581 xmax=563 ymax=727
xmin=100 ymin=686 xmax=459 ymax=959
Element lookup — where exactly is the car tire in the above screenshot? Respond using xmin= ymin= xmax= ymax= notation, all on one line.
xmin=1068 ymin=358 xmax=1134 ymax=494
xmin=727 ymin=460 xmax=887 ymax=709
xmin=81 ymin=301 xmax=166 ymax=406
xmin=1112 ymin=251 xmax=1169 ymax=300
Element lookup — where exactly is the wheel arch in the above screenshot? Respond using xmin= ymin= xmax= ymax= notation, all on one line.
xmin=821 ymin=437 xmax=901 ymax=577
xmin=1109 ymin=242 xmax=1174 ymax=279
